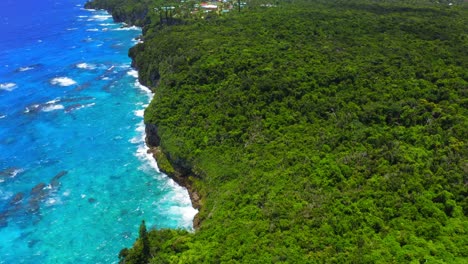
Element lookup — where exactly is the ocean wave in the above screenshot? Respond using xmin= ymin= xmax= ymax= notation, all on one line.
xmin=14 ymin=64 xmax=42 ymax=73
xmin=133 ymin=119 xmax=160 ymax=173
xmin=24 ymin=104 xmax=41 ymax=113
xmin=127 ymin=69 xmax=138 ymax=78
xmin=136 ymin=144 xmax=160 ymax=173
xmin=135 ymin=81 xmax=152 ymax=99
xmin=99 ymin=23 xmax=114 ymax=26
xmin=127 ymin=70 xmax=153 ymax=97
xmin=129 ymin=136 xmax=140 ymax=144
xmin=113 ymin=26 xmax=140 ymax=31
xmin=50 ymin=77 xmax=77 ymax=87
xmin=134 ymin=109 xmax=145 ymax=118
xmin=42 ymin=104 xmax=65 ymax=112
xmin=0 ymin=82 xmax=17 ymax=91
xmin=46 ymin=98 xmax=61 ymax=104
xmin=76 ymin=63 xmax=96 ymax=70
xmin=24 ymin=97 xmax=93 ymax=113
xmin=86 ymin=28 xmax=99 ymax=32
xmin=18 ymin=66 xmax=34 ymax=72
xmin=165 ymin=180 xmax=198 ymax=229
xmin=91 ymin=15 xmax=112 ymax=21
xmin=0 ymin=114 xmax=6 ymax=119
xmin=0 ymin=168 xmax=24 ymax=183
xmin=170 ymin=205 xmax=199 ymax=230
xmin=64 ymin=103 xmax=95 ymax=113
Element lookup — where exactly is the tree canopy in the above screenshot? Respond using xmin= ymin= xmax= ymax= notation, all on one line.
xmin=86 ymin=0 xmax=468 ymax=262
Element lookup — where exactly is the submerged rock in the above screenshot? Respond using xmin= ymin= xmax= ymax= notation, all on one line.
xmin=0 ymin=167 xmax=23 ymax=182
xmin=28 ymin=182 xmax=50 ymax=214
xmin=30 ymin=183 xmax=46 ymax=196
xmin=9 ymin=192 xmax=24 ymax=205
xmin=50 ymin=170 xmax=68 ymax=188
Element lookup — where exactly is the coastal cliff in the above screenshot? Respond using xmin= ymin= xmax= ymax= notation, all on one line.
xmin=84 ymin=0 xmax=149 ymax=26
xmin=145 ymin=123 xmax=202 ymax=227
xmin=86 ymin=0 xmax=468 ymax=263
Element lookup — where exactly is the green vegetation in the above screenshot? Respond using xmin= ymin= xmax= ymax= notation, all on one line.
xmin=87 ymin=0 xmax=467 ymax=262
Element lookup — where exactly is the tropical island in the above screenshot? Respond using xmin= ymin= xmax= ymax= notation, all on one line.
xmin=84 ymin=0 xmax=467 ymax=263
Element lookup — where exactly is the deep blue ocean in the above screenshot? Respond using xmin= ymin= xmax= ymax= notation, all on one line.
xmin=0 ymin=0 xmax=196 ymax=263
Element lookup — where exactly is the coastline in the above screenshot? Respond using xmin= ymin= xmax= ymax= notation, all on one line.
xmin=145 ymin=124 xmax=202 ymax=229
xmin=129 ymin=32 xmax=201 ymax=229
xmin=83 ymin=2 xmax=200 ymax=229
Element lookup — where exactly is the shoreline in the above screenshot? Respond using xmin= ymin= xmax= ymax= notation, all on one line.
xmin=144 ymin=124 xmax=201 ymax=229
xmin=82 ymin=3 xmax=200 ymax=229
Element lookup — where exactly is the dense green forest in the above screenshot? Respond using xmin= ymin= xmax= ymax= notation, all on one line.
xmin=86 ymin=0 xmax=467 ymax=262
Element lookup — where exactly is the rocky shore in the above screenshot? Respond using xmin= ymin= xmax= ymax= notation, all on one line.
xmin=145 ymin=123 xmax=202 ymax=228
xmin=85 ymin=0 xmax=201 ymax=229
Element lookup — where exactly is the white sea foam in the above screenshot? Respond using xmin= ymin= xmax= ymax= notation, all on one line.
xmin=132 ymin=38 xmax=144 ymax=44
xmin=9 ymin=168 xmax=24 ymax=178
xmin=67 ymin=28 xmax=78 ymax=31
xmin=0 ymin=168 xmax=24 ymax=183
xmin=46 ymin=98 xmax=61 ymax=104
xmin=0 ymin=82 xmax=17 ymax=91
xmin=133 ymin=117 xmax=198 ymax=230
xmin=86 ymin=28 xmax=99 ymax=32
xmin=65 ymin=103 xmax=95 ymax=113
xmin=92 ymin=15 xmax=112 ymax=21
xmin=50 ymin=77 xmax=77 ymax=86
xmin=77 ymin=15 xmax=88 ymax=18
xmin=99 ymin=23 xmax=113 ymax=26
xmin=134 ymin=109 xmax=145 ymax=118
xmin=133 ymin=119 xmax=160 ymax=173
xmin=0 ymin=115 xmax=6 ymax=119
xmin=42 ymin=104 xmax=64 ymax=112
xmin=128 ymin=67 xmax=196 ymax=228
xmin=170 ymin=204 xmax=199 ymax=229
xmin=129 ymin=136 xmax=140 ymax=144
xmin=24 ymin=104 xmax=40 ymax=113
xmin=46 ymin=197 xmax=62 ymax=206
xmin=128 ymin=70 xmax=153 ymax=98
xmin=135 ymin=81 xmax=153 ymax=99
xmin=164 ymin=180 xmax=198 ymax=229
xmin=127 ymin=69 xmax=138 ymax=78
xmin=76 ymin=63 xmax=96 ymax=70
xmin=113 ymin=26 xmax=140 ymax=31
xmin=18 ymin=66 xmax=34 ymax=72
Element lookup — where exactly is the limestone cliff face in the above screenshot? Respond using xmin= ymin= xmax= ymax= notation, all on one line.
xmin=144 ymin=122 xmax=201 ymax=228
xmin=144 ymin=123 xmax=160 ymax=148
xmin=84 ymin=0 xmax=148 ymax=26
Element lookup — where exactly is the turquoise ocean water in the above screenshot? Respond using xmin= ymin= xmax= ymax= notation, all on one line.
xmin=0 ymin=0 xmax=196 ymax=263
